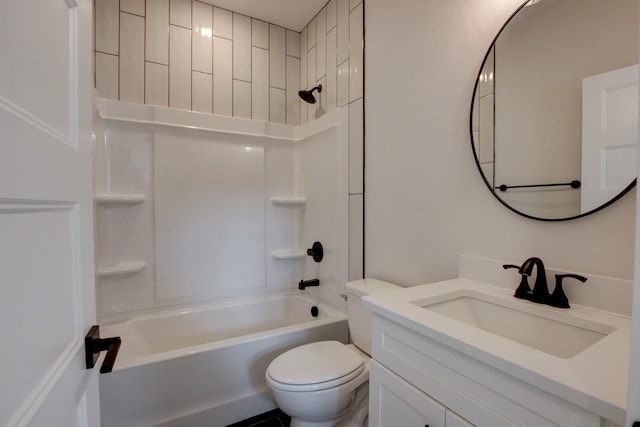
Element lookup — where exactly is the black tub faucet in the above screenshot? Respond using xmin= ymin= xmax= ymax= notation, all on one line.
xmin=518 ymin=257 xmax=549 ymax=304
xmin=298 ymin=279 xmax=320 ymax=290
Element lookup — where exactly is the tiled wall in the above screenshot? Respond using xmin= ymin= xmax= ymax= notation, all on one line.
xmin=94 ymin=0 xmax=302 ymax=124
xmin=298 ymin=0 xmax=365 ymax=280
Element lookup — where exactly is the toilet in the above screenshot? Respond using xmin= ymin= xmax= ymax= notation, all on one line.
xmin=265 ymin=279 xmax=399 ymax=427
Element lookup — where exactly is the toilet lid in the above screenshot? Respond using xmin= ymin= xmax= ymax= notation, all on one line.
xmin=267 ymin=341 xmax=364 ymax=390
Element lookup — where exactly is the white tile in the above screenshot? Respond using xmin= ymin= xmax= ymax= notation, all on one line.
xmin=349 ymin=194 xmax=363 ymax=281
xmin=95 ymin=0 xmax=119 ymax=55
xmin=233 ymin=13 xmax=252 ymax=82
xmin=270 ymin=25 xmax=286 ymax=89
xmin=146 ymin=0 xmax=169 ymax=64
xmin=252 ymin=47 xmax=269 ymax=122
xmin=120 ymin=0 xmax=145 ymax=16
xmin=213 ymin=7 xmax=233 ymax=39
xmin=326 ymin=0 xmax=337 ymax=31
xmin=270 ymin=88 xmax=286 ymax=124
xmin=316 ymin=8 xmax=326 ymax=80
xmin=350 ymin=0 xmax=362 ymax=11
xmin=326 ymin=28 xmax=337 ymax=112
xmin=286 ymin=56 xmax=300 ymax=125
xmin=307 ymin=46 xmax=316 ymax=122
xmin=213 ymin=36 xmax=233 ymax=116
xmin=95 ymin=53 xmax=118 ymax=100
xmin=337 ymin=0 xmax=349 ymax=64
xmin=300 ymin=29 xmax=308 ymax=124
xmin=315 ymin=76 xmax=327 ymax=119
xmin=337 ymin=59 xmax=349 ymax=107
xmin=119 ymin=12 xmax=145 ymax=103
xmin=349 ymin=3 xmax=363 ymax=102
xmin=479 ymin=47 xmax=495 ymax=98
xmin=170 ymin=0 xmax=191 ymax=28
xmin=252 ymin=19 xmax=269 ymax=49
xmin=307 ymin=17 xmax=317 ymax=50
xmin=286 ymin=30 xmax=300 ymax=58
xmin=145 ymin=62 xmax=169 ymax=106
xmin=192 ymin=1 xmax=213 ymax=73
xmin=169 ymin=25 xmax=192 ymax=110
xmin=233 ymin=80 xmax=252 ymax=119
xmin=192 ymin=71 xmax=213 ymax=113
xmin=479 ymin=94 xmax=494 ymax=164
xmin=349 ymin=98 xmax=363 ymax=193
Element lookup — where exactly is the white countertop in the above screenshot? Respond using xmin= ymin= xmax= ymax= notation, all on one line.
xmin=362 ymin=278 xmax=630 ymax=425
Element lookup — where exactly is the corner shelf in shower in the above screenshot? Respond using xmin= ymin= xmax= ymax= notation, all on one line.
xmin=97 ymin=261 xmax=147 ymax=278
xmin=95 ymin=194 xmax=146 ymax=206
xmin=270 ymin=196 xmax=306 ymax=207
xmin=270 ymin=250 xmax=306 ymax=260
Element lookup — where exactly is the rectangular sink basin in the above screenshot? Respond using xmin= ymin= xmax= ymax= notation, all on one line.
xmin=418 ymin=291 xmax=616 ymax=358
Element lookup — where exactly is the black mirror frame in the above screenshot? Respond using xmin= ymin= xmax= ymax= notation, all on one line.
xmin=469 ymin=0 xmax=636 ymax=222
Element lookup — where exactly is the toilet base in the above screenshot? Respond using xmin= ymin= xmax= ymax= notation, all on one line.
xmin=288 ymin=382 xmax=369 ymax=427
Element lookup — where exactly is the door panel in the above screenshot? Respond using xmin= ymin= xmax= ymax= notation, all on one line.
xmin=0 ymin=0 xmax=97 ymax=425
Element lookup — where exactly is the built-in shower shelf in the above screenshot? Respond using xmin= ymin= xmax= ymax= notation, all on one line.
xmin=95 ymin=194 xmax=146 ymax=206
xmin=270 ymin=250 xmax=306 ymax=260
xmin=97 ymin=261 xmax=147 ymax=278
xmin=270 ymin=196 xmax=306 ymax=207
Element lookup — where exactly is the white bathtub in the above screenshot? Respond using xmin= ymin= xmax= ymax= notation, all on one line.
xmin=99 ymin=294 xmax=348 ymax=427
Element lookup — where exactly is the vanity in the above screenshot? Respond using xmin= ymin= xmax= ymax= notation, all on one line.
xmin=362 ymin=263 xmax=630 ymax=427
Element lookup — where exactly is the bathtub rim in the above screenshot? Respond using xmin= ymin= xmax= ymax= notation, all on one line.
xmin=101 ymin=293 xmax=347 ymax=371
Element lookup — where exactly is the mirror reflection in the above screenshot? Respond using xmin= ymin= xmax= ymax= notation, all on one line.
xmin=471 ymin=0 xmax=638 ymax=220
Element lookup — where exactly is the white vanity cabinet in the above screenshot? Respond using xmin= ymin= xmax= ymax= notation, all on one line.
xmin=370 ymin=359 xmax=475 ymax=427
xmin=369 ymin=315 xmax=613 ymax=427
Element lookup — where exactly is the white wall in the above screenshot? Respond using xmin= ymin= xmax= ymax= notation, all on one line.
xmin=365 ymin=0 xmax=636 ymax=286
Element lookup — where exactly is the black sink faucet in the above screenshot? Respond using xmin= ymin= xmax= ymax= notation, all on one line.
xmin=518 ymin=257 xmax=549 ymax=303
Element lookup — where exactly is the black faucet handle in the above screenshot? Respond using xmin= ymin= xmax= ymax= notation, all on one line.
xmin=503 ymin=264 xmax=534 ymax=300
xmin=548 ymin=274 xmax=588 ymax=309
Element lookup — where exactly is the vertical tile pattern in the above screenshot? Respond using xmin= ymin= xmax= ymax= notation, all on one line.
xmin=170 ymin=0 xmax=191 ymax=28
xmin=120 ymin=0 xmax=145 ymax=16
xmin=169 ymin=25 xmax=192 ymax=110
xmin=233 ymin=80 xmax=252 ymax=119
xmin=286 ymin=56 xmax=300 ymax=125
xmin=307 ymin=46 xmax=317 ymax=122
xmin=252 ymin=47 xmax=269 ymax=122
xmin=326 ymin=28 xmax=337 ymax=113
xmin=300 ymin=28 xmax=308 ymax=124
xmin=213 ymin=37 xmax=233 ymax=116
xmin=316 ymin=8 xmax=327 ymax=80
xmin=349 ymin=194 xmax=364 ymax=280
xmin=270 ymin=88 xmax=286 ymax=124
xmin=349 ymin=3 xmax=364 ymax=102
xmin=119 ymin=12 xmax=145 ymax=103
xmin=349 ymin=99 xmax=364 ymax=193
xmin=286 ymin=30 xmax=301 ymax=58
xmin=252 ymin=19 xmax=269 ymax=49
xmin=337 ymin=59 xmax=350 ymax=107
xmin=146 ymin=0 xmax=169 ymax=64
xmin=307 ymin=17 xmax=317 ymax=50
xmin=192 ymin=1 xmax=213 ymax=74
xmin=337 ymin=0 xmax=350 ymax=64
xmin=95 ymin=0 xmax=119 ymax=55
xmin=233 ymin=14 xmax=252 ymax=82
xmin=95 ymin=53 xmax=119 ymax=99
xmin=192 ymin=71 xmax=213 ymax=113
xmin=145 ymin=62 xmax=169 ymax=106
xmin=326 ymin=0 xmax=337 ymax=31
xmin=270 ymin=25 xmax=286 ymax=90
xmin=213 ymin=7 xmax=233 ymax=39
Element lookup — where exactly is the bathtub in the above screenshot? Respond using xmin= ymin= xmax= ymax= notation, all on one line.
xmin=98 ymin=294 xmax=348 ymax=427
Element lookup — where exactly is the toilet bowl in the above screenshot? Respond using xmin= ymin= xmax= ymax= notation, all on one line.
xmin=265 ymin=279 xmax=399 ymax=427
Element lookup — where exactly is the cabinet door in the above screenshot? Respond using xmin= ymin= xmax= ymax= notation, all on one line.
xmin=369 ymin=360 xmax=446 ymax=427
xmin=446 ymin=410 xmax=475 ymax=427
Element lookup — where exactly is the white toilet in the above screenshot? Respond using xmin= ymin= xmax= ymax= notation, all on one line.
xmin=265 ymin=279 xmax=399 ymax=427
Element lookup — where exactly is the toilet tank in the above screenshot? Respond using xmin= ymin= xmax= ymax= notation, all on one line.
xmin=346 ymin=279 xmax=400 ymax=355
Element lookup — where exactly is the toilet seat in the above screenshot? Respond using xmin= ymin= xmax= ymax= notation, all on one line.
xmin=266 ymin=341 xmax=365 ymax=392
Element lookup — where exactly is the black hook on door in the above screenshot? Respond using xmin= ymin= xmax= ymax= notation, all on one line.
xmin=85 ymin=325 xmax=121 ymax=374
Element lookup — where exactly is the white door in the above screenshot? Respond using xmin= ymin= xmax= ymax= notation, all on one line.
xmin=0 ymin=1 xmax=99 ymax=426
xmin=581 ymin=64 xmax=639 ymax=213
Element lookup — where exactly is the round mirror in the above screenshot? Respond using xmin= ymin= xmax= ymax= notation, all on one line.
xmin=470 ymin=0 xmax=638 ymax=221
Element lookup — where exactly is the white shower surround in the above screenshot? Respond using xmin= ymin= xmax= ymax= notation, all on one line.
xmin=93 ymin=97 xmax=349 ymax=321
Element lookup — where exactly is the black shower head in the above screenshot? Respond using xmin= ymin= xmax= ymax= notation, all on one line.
xmin=298 ymin=85 xmax=322 ymax=104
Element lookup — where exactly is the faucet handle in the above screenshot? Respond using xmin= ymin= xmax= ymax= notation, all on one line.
xmin=548 ymin=274 xmax=587 ymax=309
xmin=503 ymin=264 xmax=533 ymax=300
